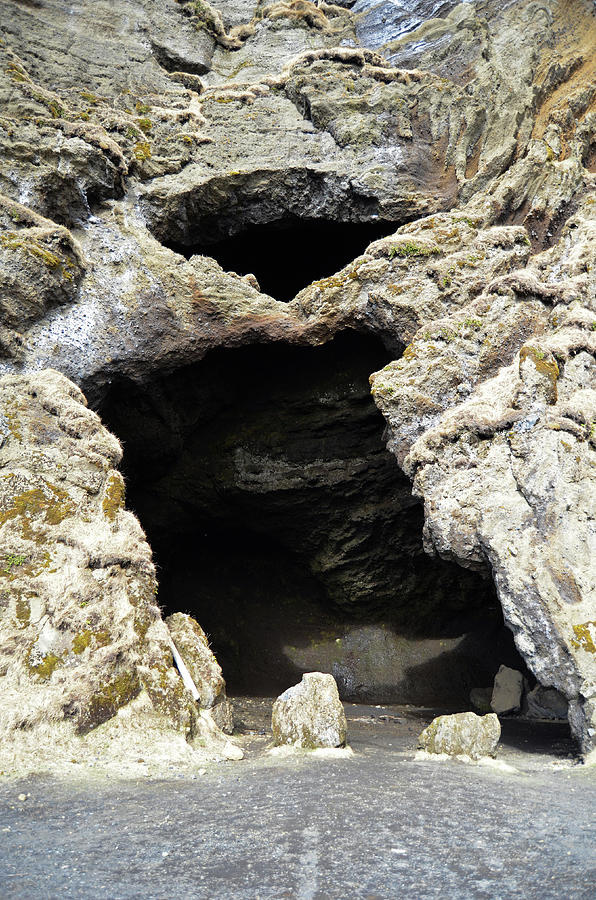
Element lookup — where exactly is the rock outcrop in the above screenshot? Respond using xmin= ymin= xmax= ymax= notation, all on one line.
xmin=526 ymin=685 xmax=569 ymax=722
xmin=0 ymin=369 xmax=238 ymax=771
xmin=0 ymin=0 xmax=595 ymax=760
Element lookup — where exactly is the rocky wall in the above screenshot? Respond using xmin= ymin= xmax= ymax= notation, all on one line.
xmin=0 ymin=0 xmax=595 ymax=759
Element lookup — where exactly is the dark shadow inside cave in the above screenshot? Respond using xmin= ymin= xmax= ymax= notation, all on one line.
xmin=166 ymin=218 xmax=394 ymax=302
xmin=99 ymin=331 xmax=530 ymax=706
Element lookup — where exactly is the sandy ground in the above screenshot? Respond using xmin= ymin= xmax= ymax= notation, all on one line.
xmin=0 ymin=699 xmax=594 ymax=899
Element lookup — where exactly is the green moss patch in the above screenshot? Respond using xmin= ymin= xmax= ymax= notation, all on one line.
xmin=15 ymin=595 xmax=31 ymax=626
xmin=0 ymin=232 xmax=77 ymax=282
xmin=0 ymin=481 xmax=76 ymax=538
xmin=519 ymin=346 xmax=559 ymax=402
xmin=72 ymin=629 xmax=111 ymax=654
xmin=76 ymin=669 xmax=141 ymax=733
xmin=102 ymin=472 xmax=126 ymax=521
xmin=388 ymin=242 xmax=441 ymax=259
xmin=28 ymin=651 xmax=64 ymax=681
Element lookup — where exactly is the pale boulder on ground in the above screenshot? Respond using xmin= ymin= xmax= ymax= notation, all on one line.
xmin=491 ymin=666 xmax=524 ymax=715
xmin=272 ymin=672 xmax=347 ymax=749
xmin=418 ymin=712 xmax=501 ymax=760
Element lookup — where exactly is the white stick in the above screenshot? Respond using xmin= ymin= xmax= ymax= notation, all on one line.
xmin=168 ymin=637 xmax=201 ymax=702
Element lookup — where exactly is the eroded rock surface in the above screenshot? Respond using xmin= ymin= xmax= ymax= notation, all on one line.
xmin=0 ymin=0 xmax=595 ymax=759
xmin=0 ymin=370 xmax=237 ymax=771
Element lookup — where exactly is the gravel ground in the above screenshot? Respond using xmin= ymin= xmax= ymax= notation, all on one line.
xmin=1 ymin=701 xmax=594 ymax=899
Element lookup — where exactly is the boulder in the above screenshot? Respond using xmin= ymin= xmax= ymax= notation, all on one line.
xmin=491 ymin=665 xmax=524 ymax=715
xmin=418 ymin=712 xmax=501 ymax=760
xmin=526 ymin=685 xmax=568 ymax=721
xmin=272 ymin=672 xmax=347 ymax=749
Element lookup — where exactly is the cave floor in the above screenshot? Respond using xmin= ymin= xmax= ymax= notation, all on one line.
xmin=0 ymin=701 xmax=594 ymax=900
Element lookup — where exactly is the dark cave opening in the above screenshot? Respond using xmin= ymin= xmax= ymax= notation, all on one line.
xmin=167 ymin=218 xmax=394 ymax=302
xmin=99 ymin=331 xmax=528 ymax=704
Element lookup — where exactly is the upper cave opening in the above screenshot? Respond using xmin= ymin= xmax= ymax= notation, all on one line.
xmin=99 ymin=331 xmax=526 ymax=702
xmin=166 ymin=218 xmax=394 ymax=302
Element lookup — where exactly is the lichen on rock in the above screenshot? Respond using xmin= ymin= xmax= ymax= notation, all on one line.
xmin=418 ymin=712 xmax=501 ymax=760
xmin=0 ymin=369 xmax=239 ymax=773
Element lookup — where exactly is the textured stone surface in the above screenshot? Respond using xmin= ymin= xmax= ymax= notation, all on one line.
xmin=418 ymin=711 xmax=501 ymax=759
xmin=526 ymin=684 xmax=569 ymax=721
xmin=0 ymin=0 xmax=595 ymax=759
xmin=272 ymin=672 xmax=347 ymax=748
xmin=491 ymin=665 xmax=524 ymax=716
xmin=166 ymin=612 xmax=234 ymax=732
xmin=0 ymin=369 xmax=238 ymax=770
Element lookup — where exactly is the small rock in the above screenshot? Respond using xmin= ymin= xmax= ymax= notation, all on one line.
xmin=17 ymin=793 xmax=27 ymax=802
xmin=418 ymin=712 xmax=501 ymax=760
xmin=272 ymin=672 xmax=347 ymax=749
xmin=166 ymin=612 xmax=234 ymax=733
xmin=491 ymin=665 xmax=524 ymax=714
xmin=526 ymin=684 xmax=568 ymax=720
xmin=223 ymin=742 xmax=244 ymax=761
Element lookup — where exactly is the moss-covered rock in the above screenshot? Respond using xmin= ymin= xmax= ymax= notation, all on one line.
xmin=0 ymin=369 xmax=239 ymax=771
xmin=418 ymin=712 xmax=501 ymax=760
xmin=166 ymin=612 xmax=234 ymax=733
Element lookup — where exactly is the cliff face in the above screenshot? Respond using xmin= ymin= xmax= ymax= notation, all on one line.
xmin=0 ymin=0 xmax=595 ymax=761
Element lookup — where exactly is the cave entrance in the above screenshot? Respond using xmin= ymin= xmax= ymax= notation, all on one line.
xmin=99 ymin=331 xmax=525 ymax=707
xmin=165 ymin=218 xmax=394 ymax=302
